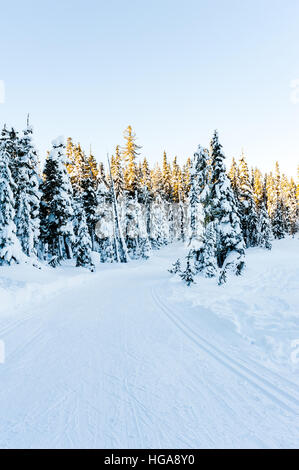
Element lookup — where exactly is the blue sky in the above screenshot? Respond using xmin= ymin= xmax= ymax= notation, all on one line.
xmin=0 ymin=0 xmax=299 ymax=176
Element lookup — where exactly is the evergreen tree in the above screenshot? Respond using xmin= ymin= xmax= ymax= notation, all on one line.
xmin=74 ymin=202 xmax=95 ymax=271
xmin=187 ymin=146 xmax=218 ymax=279
xmin=151 ymin=163 xmax=164 ymax=196
xmin=120 ymin=192 xmax=151 ymax=260
xmin=150 ymin=194 xmax=169 ymax=248
xmin=189 ymin=145 xmax=209 ymax=244
xmin=272 ymin=200 xmax=285 ymax=239
xmin=182 ymin=157 xmax=191 ymax=199
xmin=258 ymin=203 xmax=272 ymax=249
xmin=238 ymin=153 xmax=259 ymax=247
xmin=168 ymin=258 xmax=181 ymax=274
xmin=81 ymin=154 xmax=98 ymax=249
xmin=0 ymin=126 xmax=24 ymax=265
xmin=111 ymin=145 xmax=124 ymax=198
xmin=228 ymin=157 xmax=240 ymax=199
xmin=186 ymin=145 xmax=212 ymax=275
xmin=178 ymin=198 xmax=186 ymax=242
xmin=122 ymin=126 xmax=141 ymax=196
xmin=66 ymin=141 xmax=86 ymax=194
xmin=65 ymin=137 xmax=75 ymax=181
xmin=14 ymin=121 xmax=41 ymax=257
xmin=201 ymin=222 xmax=217 ymax=278
xmin=209 ymin=131 xmax=245 ymax=283
xmin=180 ymin=252 xmax=195 ymax=286
xmin=40 ymin=137 xmax=74 ymax=265
xmin=108 ymin=156 xmax=130 ymax=263
xmin=162 ymin=151 xmax=172 ymax=200
xmin=98 ymin=162 xmax=106 ymax=183
xmin=140 ymin=157 xmax=152 ymax=193
xmin=287 ymin=178 xmax=298 ymax=236
xmin=87 ymin=148 xmax=99 ymax=182
xmin=252 ymin=167 xmax=264 ymax=210
xmin=95 ymin=181 xmax=115 ymax=262
xmin=265 ymin=172 xmax=276 ymax=218
xmin=6 ymin=126 xmax=19 ymax=194
xmin=271 ymin=162 xmax=286 ymax=239
xmin=171 ymin=157 xmax=183 ymax=203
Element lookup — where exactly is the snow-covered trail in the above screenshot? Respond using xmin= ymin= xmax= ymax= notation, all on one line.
xmin=0 ymin=241 xmax=298 ymax=448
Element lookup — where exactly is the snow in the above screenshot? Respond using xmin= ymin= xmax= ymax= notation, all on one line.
xmin=0 ymin=238 xmax=298 ymax=448
xmin=51 ymin=136 xmax=65 ymax=147
xmin=170 ymin=237 xmax=299 ymax=372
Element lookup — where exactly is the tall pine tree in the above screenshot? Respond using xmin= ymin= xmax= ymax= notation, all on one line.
xmin=40 ymin=137 xmax=75 ymax=265
xmin=209 ymin=131 xmax=245 ymax=284
xmin=0 ymin=126 xmax=24 ymax=265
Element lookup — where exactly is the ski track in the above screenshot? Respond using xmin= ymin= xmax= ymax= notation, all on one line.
xmin=151 ymin=286 xmax=299 ymax=415
xmin=0 ymin=241 xmax=298 ymax=448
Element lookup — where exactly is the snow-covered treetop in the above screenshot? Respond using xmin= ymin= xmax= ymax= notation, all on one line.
xmin=52 ymin=136 xmax=65 ymax=148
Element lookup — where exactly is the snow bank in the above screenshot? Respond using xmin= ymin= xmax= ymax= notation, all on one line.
xmin=169 ymin=237 xmax=299 ymax=371
xmin=0 ymin=262 xmax=95 ymax=317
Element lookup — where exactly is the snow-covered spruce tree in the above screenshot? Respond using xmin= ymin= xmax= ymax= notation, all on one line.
xmin=0 ymin=127 xmax=24 ymax=265
xmin=122 ymin=126 xmax=141 ymax=197
xmin=201 ymin=222 xmax=218 ymax=278
xmin=149 ymin=194 xmax=169 ymax=248
xmin=228 ymin=157 xmax=240 ymax=200
xmin=39 ymin=137 xmax=75 ymax=265
xmin=171 ymin=156 xmax=183 ymax=203
xmin=81 ymin=154 xmax=98 ymax=250
xmin=252 ymin=167 xmax=265 ymax=211
xmin=188 ymin=145 xmax=209 ymax=245
xmin=209 ymin=131 xmax=245 ymax=284
xmin=162 ymin=151 xmax=173 ymax=201
xmin=237 ymin=153 xmax=259 ymax=247
xmin=119 ymin=191 xmax=151 ymax=260
xmin=178 ymin=197 xmax=186 ymax=242
xmin=66 ymin=142 xmax=86 ymax=195
xmin=14 ymin=122 xmax=41 ymax=258
xmin=108 ymin=156 xmax=130 ymax=263
xmin=6 ymin=126 xmax=19 ymax=193
xmin=119 ymin=193 xmax=135 ymax=256
xmin=151 ymin=163 xmax=164 ymax=196
xmin=265 ymin=172 xmax=276 ymax=219
xmin=271 ymin=162 xmax=286 ymax=239
xmin=133 ymin=193 xmax=151 ymax=259
xmin=167 ymin=202 xmax=175 ymax=243
xmin=184 ymin=145 xmax=218 ymax=278
xmin=287 ymin=179 xmax=298 ymax=236
xmin=111 ymin=145 xmax=124 ymax=199
xmin=271 ymin=199 xmax=285 ymax=239
xmin=258 ymin=203 xmax=272 ymax=249
xmin=74 ymin=201 xmax=95 ymax=271
xmin=139 ymin=178 xmax=152 ymax=239
xmin=180 ymin=252 xmax=195 ymax=286
xmin=94 ymin=181 xmax=115 ymax=262
xmin=189 ymin=148 xmax=201 ymax=244
xmin=168 ymin=258 xmax=181 ymax=275
xmin=182 ymin=157 xmax=191 ymax=199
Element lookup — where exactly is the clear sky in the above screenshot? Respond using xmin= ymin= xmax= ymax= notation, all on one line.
xmin=0 ymin=0 xmax=299 ymax=177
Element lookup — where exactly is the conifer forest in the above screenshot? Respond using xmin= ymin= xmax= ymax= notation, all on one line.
xmin=0 ymin=123 xmax=297 ymax=285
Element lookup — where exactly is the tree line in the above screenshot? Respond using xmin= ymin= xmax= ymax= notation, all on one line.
xmin=0 ymin=121 xmax=298 ymax=283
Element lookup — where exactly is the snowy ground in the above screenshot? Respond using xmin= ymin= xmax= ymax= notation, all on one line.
xmin=0 ymin=238 xmax=298 ymax=448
